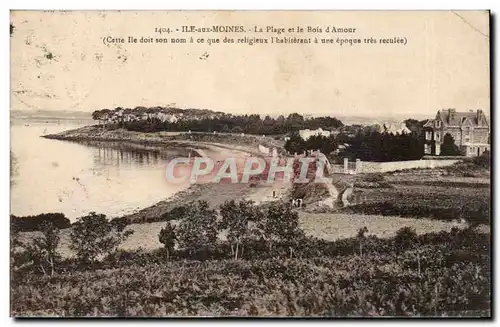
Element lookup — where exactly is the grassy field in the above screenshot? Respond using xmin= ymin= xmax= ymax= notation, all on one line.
xmin=341 ymin=167 xmax=490 ymax=225
xmin=351 ymin=184 xmax=489 ymax=209
xmin=298 ymin=213 xmax=467 ymax=241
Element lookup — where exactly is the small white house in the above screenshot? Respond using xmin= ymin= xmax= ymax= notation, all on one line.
xmin=299 ymin=128 xmax=331 ymax=140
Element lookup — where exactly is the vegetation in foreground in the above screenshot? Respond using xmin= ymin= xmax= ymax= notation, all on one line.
xmin=10 ymin=200 xmax=491 ymax=317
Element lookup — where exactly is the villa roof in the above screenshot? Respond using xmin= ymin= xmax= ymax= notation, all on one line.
xmin=424 ymin=109 xmax=489 ymax=128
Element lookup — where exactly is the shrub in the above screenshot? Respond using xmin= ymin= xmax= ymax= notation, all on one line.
xmin=473 ymin=150 xmax=490 ymax=169
xmin=394 ymin=226 xmax=418 ymax=251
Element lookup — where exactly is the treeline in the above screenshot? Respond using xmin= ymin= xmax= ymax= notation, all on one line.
xmin=124 ymin=114 xmax=343 ymax=135
xmin=11 ymin=213 xmax=71 ymax=232
xmin=285 ymin=130 xmax=425 ymax=162
xmin=341 ymin=131 xmax=425 ymax=161
xmin=284 ymin=133 xmax=338 ymax=156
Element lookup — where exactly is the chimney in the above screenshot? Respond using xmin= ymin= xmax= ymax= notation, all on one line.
xmin=477 ymin=109 xmax=483 ymax=125
xmin=448 ymin=108 xmax=456 ymax=122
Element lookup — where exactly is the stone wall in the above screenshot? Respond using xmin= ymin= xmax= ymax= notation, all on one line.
xmin=352 ymin=159 xmax=459 ymax=174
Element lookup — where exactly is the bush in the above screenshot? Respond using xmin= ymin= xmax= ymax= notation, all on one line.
xmin=473 ymin=150 xmax=490 ymax=169
xmin=394 ymin=226 xmax=418 ymax=251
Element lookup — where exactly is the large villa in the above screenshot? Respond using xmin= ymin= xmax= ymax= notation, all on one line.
xmin=423 ymin=109 xmax=490 ymax=157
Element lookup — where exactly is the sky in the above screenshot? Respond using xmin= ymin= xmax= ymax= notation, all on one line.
xmin=10 ymin=11 xmax=490 ymax=118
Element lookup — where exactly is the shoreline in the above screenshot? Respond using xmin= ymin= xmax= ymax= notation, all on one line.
xmin=42 ymin=125 xmax=289 ymax=223
xmin=42 ymin=125 xmax=284 ymax=154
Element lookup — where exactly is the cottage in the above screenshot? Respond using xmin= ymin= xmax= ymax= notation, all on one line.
xmin=423 ymin=109 xmax=490 ymax=157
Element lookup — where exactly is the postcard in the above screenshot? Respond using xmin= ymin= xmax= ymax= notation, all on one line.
xmin=10 ymin=10 xmax=491 ymax=317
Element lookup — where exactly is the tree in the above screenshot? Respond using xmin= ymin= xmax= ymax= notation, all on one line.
xmin=284 ymin=132 xmax=306 ymax=155
xmin=404 ymin=118 xmax=427 ymax=135
xmin=357 ymin=226 xmax=368 ymax=257
xmin=24 ymin=221 xmax=61 ymax=275
xmin=394 ymin=226 xmax=421 ymax=275
xmin=219 ymin=200 xmax=263 ymax=260
xmin=260 ymin=202 xmax=305 ymax=258
xmin=69 ymin=212 xmax=133 ymax=265
xmin=158 ymin=222 xmax=176 ymax=261
xmin=440 ymin=133 xmax=461 ymax=156
xmin=91 ymin=110 xmax=101 ymax=123
xmin=176 ymin=201 xmax=218 ymax=257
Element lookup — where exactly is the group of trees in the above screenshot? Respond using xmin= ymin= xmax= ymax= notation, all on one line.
xmin=285 ymin=130 xmax=426 ymax=162
xmin=284 ymin=133 xmax=339 ymax=156
xmin=158 ymin=200 xmax=304 ymax=261
xmin=10 ymin=213 xmax=71 ymax=232
xmin=91 ymin=106 xmax=344 ymax=135
xmin=124 ymin=113 xmax=343 ymax=135
xmin=283 ymin=118 xmax=440 ymax=162
xmin=11 ymin=200 xmax=306 ymax=275
xmin=340 ymin=131 xmax=425 ymax=162
xmin=11 ymin=212 xmax=134 ymax=275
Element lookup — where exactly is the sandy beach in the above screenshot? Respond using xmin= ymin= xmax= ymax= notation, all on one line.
xmin=42 ymin=125 xmax=292 ymax=222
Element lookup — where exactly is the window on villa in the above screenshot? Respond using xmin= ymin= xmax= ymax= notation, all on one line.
xmin=426 ymin=131 xmax=432 ymax=140
xmin=436 ymin=121 xmax=441 ymax=128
